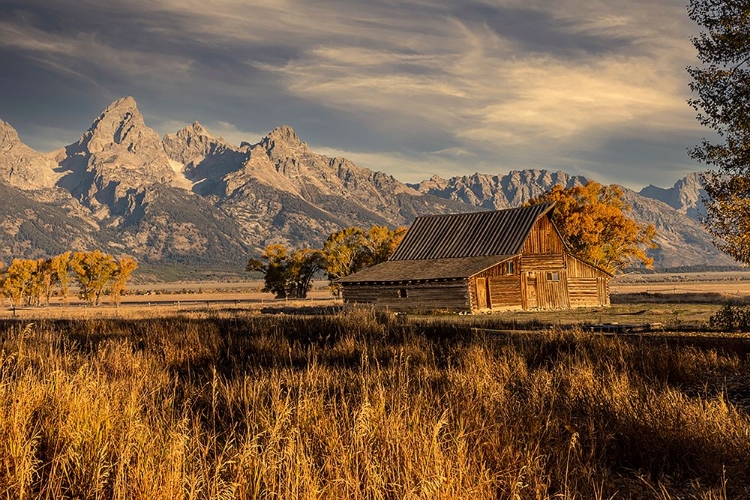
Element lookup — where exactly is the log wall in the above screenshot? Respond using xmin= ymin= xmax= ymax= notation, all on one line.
xmin=565 ymin=254 xmax=611 ymax=306
xmin=342 ymin=279 xmax=471 ymax=312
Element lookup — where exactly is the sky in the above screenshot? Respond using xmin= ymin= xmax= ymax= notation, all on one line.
xmin=0 ymin=0 xmax=707 ymax=189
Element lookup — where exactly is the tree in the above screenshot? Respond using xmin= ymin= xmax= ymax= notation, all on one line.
xmin=323 ymin=227 xmax=368 ymax=285
xmin=247 ymin=244 xmax=323 ymax=299
xmin=70 ymin=250 xmax=118 ymax=305
xmin=688 ymin=0 xmax=750 ymax=263
xmin=322 ymin=225 xmax=407 ymax=294
xmin=110 ymin=256 xmax=138 ymax=305
xmin=2 ymin=259 xmax=40 ymax=306
xmin=528 ymin=181 xmax=657 ymax=274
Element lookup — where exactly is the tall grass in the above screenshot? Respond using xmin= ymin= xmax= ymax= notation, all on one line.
xmin=0 ymin=309 xmax=748 ymax=499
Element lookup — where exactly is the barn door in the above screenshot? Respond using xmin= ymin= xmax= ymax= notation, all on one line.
xmin=525 ymin=273 xmax=538 ymax=309
xmin=476 ymin=278 xmax=488 ymax=309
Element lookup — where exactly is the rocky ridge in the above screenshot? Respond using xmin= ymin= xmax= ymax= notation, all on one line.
xmin=0 ymin=97 xmax=737 ymax=270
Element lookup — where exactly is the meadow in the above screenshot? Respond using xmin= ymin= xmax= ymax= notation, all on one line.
xmin=0 ymin=307 xmax=748 ymax=499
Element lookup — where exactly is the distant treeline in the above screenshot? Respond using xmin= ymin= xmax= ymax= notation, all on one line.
xmin=0 ymin=250 xmax=137 ymax=307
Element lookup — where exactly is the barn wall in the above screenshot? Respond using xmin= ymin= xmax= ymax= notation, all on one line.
xmin=470 ymin=259 xmax=523 ymax=311
xmin=342 ymin=280 xmax=471 ymax=312
xmin=565 ymin=254 xmax=611 ymax=306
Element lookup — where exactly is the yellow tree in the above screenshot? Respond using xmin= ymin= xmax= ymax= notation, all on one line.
xmin=247 ymin=244 xmax=322 ymax=298
xmin=286 ymin=248 xmax=324 ymax=299
xmin=70 ymin=250 xmax=118 ymax=306
xmin=323 ymin=227 xmax=367 ymax=285
xmin=362 ymin=225 xmax=408 ymax=267
xmin=109 ymin=256 xmax=138 ymax=305
xmin=2 ymin=259 xmax=40 ymax=306
xmin=529 ymin=181 xmax=657 ymax=274
xmin=51 ymin=252 xmax=72 ymax=303
xmin=322 ymin=225 xmax=407 ymax=294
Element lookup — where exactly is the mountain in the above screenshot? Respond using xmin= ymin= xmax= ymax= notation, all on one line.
xmin=0 ymin=96 xmax=739 ymax=272
xmin=409 ymin=170 xmax=588 ymax=208
xmin=639 ymin=172 xmax=706 ymax=222
xmin=0 ymin=119 xmax=60 ymax=191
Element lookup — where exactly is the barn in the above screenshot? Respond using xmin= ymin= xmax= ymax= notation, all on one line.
xmin=337 ymin=203 xmax=612 ymax=313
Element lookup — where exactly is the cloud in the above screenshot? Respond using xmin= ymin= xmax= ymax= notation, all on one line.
xmin=0 ymin=0 xmax=705 ymax=189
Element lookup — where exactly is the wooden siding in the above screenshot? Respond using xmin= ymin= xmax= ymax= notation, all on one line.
xmin=521 ymin=216 xmax=565 ymax=255
xmin=488 ymin=276 xmax=522 ymax=309
xmin=520 ymin=254 xmax=564 ymax=271
xmin=342 ymin=280 xmax=470 ymax=312
xmin=565 ymin=254 xmax=611 ymax=306
xmin=470 ymin=260 xmax=522 ymax=310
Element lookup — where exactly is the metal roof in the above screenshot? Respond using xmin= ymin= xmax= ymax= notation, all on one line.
xmin=337 ymin=255 xmax=513 ymax=283
xmin=390 ymin=203 xmax=555 ymax=260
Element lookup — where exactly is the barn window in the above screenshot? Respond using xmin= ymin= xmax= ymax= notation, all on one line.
xmin=546 ymin=271 xmax=560 ymax=282
xmin=397 ymin=288 xmax=408 ymax=298
xmin=505 ymin=261 xmax=515 ymax=275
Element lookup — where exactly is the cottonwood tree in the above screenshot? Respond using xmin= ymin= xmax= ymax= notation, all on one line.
xmin=688 ymin=0 xmax=750 ymax=263
xmin=247 ymin=244 xmax=323 ymax=299
xmin=37 ymin=252 xmax=72 ymax=306
xmin=2 ymin=259 xmax=40 ymax=306
xmin=110 ymin=256 xmax=138 ymax=305
xmin=322 ymin=225 xmax=407 ymax=294
xmin=529 ymin=182 xmax=657 ymax=274
xmin=70 ymin=250 xmax=118 ymax=306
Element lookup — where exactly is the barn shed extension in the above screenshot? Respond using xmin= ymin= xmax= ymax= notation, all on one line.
xmin=337 ymin=203 xmax=612 ymax=313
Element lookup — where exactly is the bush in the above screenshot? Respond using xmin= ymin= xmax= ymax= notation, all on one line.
xmin=709 ymin=302 xmax=750 ymax=331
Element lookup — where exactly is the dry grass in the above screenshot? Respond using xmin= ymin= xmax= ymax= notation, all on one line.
xmin=0 ymin=308 xmax=748 ymax=499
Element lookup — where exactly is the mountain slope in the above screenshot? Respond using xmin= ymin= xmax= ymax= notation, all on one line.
xmin=639 ymin=172 xmax=706 ymax=222
xmin=0 ymin=120 xmax=60 ymax=191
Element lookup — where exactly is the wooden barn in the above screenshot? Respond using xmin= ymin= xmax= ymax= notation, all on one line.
xmin=337 ymin=203 xmax=612 ymax=313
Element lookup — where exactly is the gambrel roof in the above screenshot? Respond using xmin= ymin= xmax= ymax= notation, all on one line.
xmin=338 ymin=204 xmax=555 ymax=284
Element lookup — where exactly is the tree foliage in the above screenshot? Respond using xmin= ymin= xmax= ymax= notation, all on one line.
xmin=110 ymin=256 xmax=139 ymax=305
xmin=0 ymin=251 xmax=136 ymax=307
xmin=247 ymin=225 xmax=406 ymax=298
xmin=70 ymin=250 xmax=118 ymax=306
xmin=688 ymin=0 xmax=750 ymax=263
xmin=529 ymin=182 xmax=657 ymax=274
xmin=322 ymin=225 xmax=407 ymax=293
xmin=247 ymin=245 xmax=323 ymax=299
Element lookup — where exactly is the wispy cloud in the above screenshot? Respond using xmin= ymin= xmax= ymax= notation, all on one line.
xmin=0 ymin=0 xmax=702 ymax=189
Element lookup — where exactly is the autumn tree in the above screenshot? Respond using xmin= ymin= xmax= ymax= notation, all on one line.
xmin=70 ymin=250 xmax=118 ymax=305
xmin=36 ymin=252 xmax=71 ymax=306
xmin=322 ymin=225 xmax=407 ymax=294
xmin=247 ymin=244 xmax=323 ymax=299
xmin=110 ymin=256 xmax=138 ymax=305
xmin=2 ymin=259 xmax=40 ymax=306
xmin=688 ymin=0 xmax=750 ymax=263
xmin=529 ymin=182 xmax=657 ymax=274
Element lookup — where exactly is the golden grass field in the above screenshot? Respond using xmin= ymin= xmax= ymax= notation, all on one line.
xmin=1 ymin=273 xmax=749 ymax=498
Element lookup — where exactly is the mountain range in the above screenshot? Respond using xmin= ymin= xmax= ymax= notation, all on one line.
xmin=0 ymin=97 xmax=738 ymax=272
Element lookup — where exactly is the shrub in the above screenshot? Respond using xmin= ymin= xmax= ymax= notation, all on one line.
xmin=709 ymin=302 xmax=750 ymax=331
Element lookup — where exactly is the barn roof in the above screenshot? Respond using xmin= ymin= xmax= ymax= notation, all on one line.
xmin=390 ymin=203 xmax=555 ymax=260
xmin=338 ymin=204 xmax=556 ymax=284
xmin=336 ymin=255 xmax=513 ymax=283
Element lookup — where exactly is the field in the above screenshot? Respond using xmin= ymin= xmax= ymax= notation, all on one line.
xmin=1 ymin=273 xmax=749 ymax=498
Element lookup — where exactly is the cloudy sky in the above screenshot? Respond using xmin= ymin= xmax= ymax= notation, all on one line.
xmin=0 ymin=0 xmax=705 ymax=189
